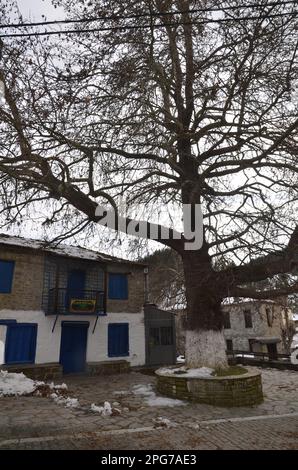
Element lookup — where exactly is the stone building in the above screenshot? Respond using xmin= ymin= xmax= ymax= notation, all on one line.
xmin=175 ymin=299 xmax=295 ymax=359
xmin=0 ymin=234 xmax=147 ymax=377
xmin=222 ymin=300 xmax=294 ymax=357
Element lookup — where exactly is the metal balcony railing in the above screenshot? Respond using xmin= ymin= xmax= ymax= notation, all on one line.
xmin=47 ymin=288 xmax=106 ymax=316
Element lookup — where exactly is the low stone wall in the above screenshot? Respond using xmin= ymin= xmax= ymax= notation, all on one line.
xmin=230 ymin=356 xmax=298 ymax=371
xmin=1 ymin=360 xmax=130 ymax=380
xmin=156 ymin=368 xmax=263 ymax=407
xmin=86 ymin=360 xmax=130 ymax=376
xmin=1 ymin=363 xmax=63 ymax=381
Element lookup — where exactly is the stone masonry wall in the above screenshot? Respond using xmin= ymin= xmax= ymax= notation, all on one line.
xmin=223 ymin=301 xmax=290 ymax=353
xmin=175 ymin=301 xmax=292 ymax=355
xmin=156 ymin=370 xmax=264 ymax=407
xmin=0 ymin=247 xmax=44 ymax=311
xmin=86 ymin=360 xmax=130 ymax=375
xmin=2 ymin=363 xmax=62 ymax=381
xmin=0 ymin=244 xmax=145 ymax=315
xmin=106 ymin=264 xmax=145 ymax=314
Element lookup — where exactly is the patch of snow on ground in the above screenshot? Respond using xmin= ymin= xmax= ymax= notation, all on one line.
xmin=132 ymin=384 xmax=186 ymax=407
xmin=147 ymin=395 xmax=187 ymax=407
xmin=154 ymin=416 xmax=177 ymax=428
xmin=91 ymin=403 xmax=103 ymax=413
xmin=0 ymin=371 xmax=36 ymax=396
xmin=65 ymin=397 xmax=79 ymax=408
xmin=90 ymin=401 xmax=112 ymax=416
xmin=49 ymin=382 xmax=68 ymax=390
xmin=132 ymin=384 xmax=154 ymax=397
xmin=176 ymin=355 xmax=185 ymax=363
xmin=0 ymin=371 xmax=78 ymax=408
xmin=158 ymin=366 xmax=214 ymax=378
xmin=50 ymin=393 xmax=79 ymax=408
xmin=34 ymin=381 xmax=46 ymax=387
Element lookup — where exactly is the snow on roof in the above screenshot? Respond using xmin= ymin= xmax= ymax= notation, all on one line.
xmin=0 ymin=233 xmax=144 ymax=266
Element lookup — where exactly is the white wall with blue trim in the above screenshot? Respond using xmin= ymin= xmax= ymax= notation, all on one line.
xmin=0 ymin=309 xmax=145 ymax=367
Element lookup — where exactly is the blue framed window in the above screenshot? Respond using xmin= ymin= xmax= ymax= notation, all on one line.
xmin=108 ymin=323 xmax=129 ymax=357
xmin=108 ymin=273 xmax=128 ymax=300
xmin=0 ymin=260 xmax=15 ymax=294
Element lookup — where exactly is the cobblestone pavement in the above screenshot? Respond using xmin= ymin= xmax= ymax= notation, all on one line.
xmin=0 ymin=367 xmax=298 ymax=449
xmin=1 ymin=415 xmax=298 ymax=450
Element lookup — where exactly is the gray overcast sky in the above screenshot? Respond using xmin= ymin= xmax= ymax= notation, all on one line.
xmin=16 ymin=0 xmax=65 ymax=21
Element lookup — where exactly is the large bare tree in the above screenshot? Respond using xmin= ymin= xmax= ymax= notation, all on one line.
xmin=0 ymin=0 xmax=298 ymax=368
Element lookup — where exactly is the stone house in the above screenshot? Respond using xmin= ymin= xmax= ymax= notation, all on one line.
xmin=0 ymin=234 xmax=148 ymax=378
xmin=175 ymin=299 xmax=294 ymax=359
xmin=222 ymin=300 xmax=294 ymax=357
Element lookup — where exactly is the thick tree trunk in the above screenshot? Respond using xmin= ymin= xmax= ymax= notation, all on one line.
xmin=178 ymin=137 xmax=227 ymax=369
xmin=182 ymin=250 xmax=228 ymax=370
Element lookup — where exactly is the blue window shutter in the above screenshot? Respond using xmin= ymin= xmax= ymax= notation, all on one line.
xmin=0 ymin=320 xmax=17 ymax=325
xmin=5 ymin=323 xmax=37 ymax=364
xmin=108 ymin=274 xmax=128 ymax=300
xmin=0 ymin=260 xmax=15 ymax=294
xmin=108 ymin=323 xmax=129 ymax=357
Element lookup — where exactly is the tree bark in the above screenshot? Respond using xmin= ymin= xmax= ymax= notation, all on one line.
xmin=182 ymin=249 xmax=228 ymax=370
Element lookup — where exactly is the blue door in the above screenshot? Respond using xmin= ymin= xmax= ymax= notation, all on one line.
xmin=67 ymin=269 xmax=86 ymax=297
xmin=60 ymin=322 xmax=89 ymax=374
xmin=5 ymin=323 xmax=37 ymax=364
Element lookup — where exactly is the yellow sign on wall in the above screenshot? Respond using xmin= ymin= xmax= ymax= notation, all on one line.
xmin=69 ymin=299 xmax=96 ymax=313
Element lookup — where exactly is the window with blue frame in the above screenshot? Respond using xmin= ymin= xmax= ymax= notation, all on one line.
xmin=108 ymin=273 xmax=128 ymax=300
xmin=0 ymin=260 xmax=15 ymax=294
xmin=108 ymin=323 xmax=129 ymax=357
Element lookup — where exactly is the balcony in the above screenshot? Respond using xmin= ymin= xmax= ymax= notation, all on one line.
xmin=47 ymin=288 xmax=106 ymax=316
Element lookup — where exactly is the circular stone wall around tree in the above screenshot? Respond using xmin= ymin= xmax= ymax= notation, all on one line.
xmin=155 ymin=368 xmax=263 ymax=407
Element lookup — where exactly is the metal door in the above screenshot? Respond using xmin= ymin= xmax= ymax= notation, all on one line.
xmin=144 ymin=305 xmax=176 ymax=366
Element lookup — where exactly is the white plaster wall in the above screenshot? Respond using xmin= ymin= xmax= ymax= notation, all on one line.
xmin=0 ymin=310 xmax=145 ymax=367
xmin=0 ymin=325 xmax=7 ymax=365
xmin=86 ymin=313 xmax=145 ymax=366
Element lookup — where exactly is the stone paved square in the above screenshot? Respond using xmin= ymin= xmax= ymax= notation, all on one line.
xmin=0 ymin=367 xmax=298 ymax=449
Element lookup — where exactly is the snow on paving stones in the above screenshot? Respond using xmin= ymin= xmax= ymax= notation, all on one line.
xmin=133 ymin=385 xmax=154 ymax=397
xmin=0 ymin=371 xmax=79 ymax=410
xmin=0 ymin=371 xmax=36 ymax=396
xmin=176 ymin=355 xmax=185 ymax=363
xmin=100 ymin=401 xmax=112 ymax=416
xmin=50 ymin=393 xmax=80 ymax=408
xmin=90 ymin=401 xmax=113 ymax=416
xmin=112 ymin=390 xmax=130 ymax=396
xmin=64 ymin=398 xmax=79 ymax=408
xmin=153 ymin=417 xmax=178 ymax=428
xmin=132 ymin=384 xmax=187 ymax=407
xmin=147 ymin=396 xmax=187 ymax=407
xmin=48 ymin=382 xmax=68 ymax=390
xmin=91 ymin=403 xmax=104 ymax=413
